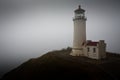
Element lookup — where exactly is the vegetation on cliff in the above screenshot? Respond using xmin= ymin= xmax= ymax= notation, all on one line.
xmin=1 ymin=48 xmax=120 ymax=80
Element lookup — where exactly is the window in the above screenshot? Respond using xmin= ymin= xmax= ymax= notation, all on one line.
xmin=93 ymin=48 xmax=96 ymax=53
xmin=87 ymin=47 xmax=90 ymax=52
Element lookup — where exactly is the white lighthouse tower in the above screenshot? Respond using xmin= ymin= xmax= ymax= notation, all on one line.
xmin=70 ymin=5 xmax=87 ymax=56
xmin=70 ymin=5 xmax=106 ymax=59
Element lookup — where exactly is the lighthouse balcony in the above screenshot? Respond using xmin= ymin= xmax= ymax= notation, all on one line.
xmin=73 ymin=16 xmax=87 ymax=21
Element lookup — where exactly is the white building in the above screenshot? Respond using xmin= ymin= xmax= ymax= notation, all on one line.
xmin=70 ymin=5 xmax=106 ymax=59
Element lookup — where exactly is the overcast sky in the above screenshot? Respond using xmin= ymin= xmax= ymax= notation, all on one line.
xmin=0 ymin=0 xmax=120 ymax=78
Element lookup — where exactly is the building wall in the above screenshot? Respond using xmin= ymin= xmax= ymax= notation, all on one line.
xmin=84 ymin=46 xmax=99 ymax=59
xmin=71 ymin=49 xmax=84 ymax=56
xmin=72 ymin=18 xmax=86 ymax=56
xmin=98 ymin=41 xmax=106 ymax=58
xmin=83 ymin=41 xmax=106 ymax=59
xmin=73 ymin=19 xmax=86 ymax=49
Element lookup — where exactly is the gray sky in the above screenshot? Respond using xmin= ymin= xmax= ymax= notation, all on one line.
xmin=0 ymin=0 xmax=120 ymax=77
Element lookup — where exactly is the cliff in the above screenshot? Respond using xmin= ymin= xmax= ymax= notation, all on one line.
xmin=1 ymin=48 xmax=120 ymax=80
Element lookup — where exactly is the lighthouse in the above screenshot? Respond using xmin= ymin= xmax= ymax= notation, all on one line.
xmin=70 ymin=5 xmax=106 ymax=59
xmin=70 ymin=5 xmax=87 ymax=56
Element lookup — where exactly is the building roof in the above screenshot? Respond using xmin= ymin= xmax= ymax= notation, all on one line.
xmin=87 ymin=42 xmax=99 ymax=46
xmin=74 ymin=5 xmax=85 ymax=13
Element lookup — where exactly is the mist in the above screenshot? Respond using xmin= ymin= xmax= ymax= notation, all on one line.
xmin=0 ymin=0 xmax=120 ymax=78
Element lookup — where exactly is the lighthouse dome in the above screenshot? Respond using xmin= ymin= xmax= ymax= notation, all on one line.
xmin=74 ymin=5 xmax=85 ymax=14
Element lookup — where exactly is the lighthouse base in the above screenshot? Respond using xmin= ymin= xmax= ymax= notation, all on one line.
xmin=70 ymin=48 xmax=84 ymax=56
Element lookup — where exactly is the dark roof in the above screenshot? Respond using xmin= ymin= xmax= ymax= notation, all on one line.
xmin=87 ymin=42 xmax=99 ymax=46
xmin=74 ymin=5 xmax=85 ymax=13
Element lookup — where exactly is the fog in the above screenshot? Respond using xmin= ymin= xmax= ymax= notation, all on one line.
xmin=0 ymin=0 xmax=120 ymax=78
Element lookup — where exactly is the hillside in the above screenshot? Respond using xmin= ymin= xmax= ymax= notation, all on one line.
xmin=1 ymin=48 xmax=120 ymax=80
